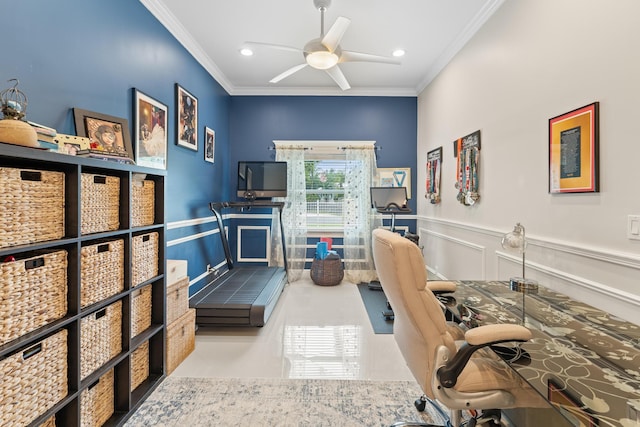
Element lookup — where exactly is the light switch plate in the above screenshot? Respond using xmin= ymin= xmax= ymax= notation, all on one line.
xmin=628 ymin=215 xmax=640 ymax=240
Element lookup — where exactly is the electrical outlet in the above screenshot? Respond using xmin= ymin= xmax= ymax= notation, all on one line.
xmin=628 ymin=215 xmax=640 ymax=240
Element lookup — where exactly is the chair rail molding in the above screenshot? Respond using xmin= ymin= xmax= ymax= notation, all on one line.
xmin=418 ymin=215 xmax=640 ymax=325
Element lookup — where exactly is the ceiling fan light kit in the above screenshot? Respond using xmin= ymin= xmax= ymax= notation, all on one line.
xmin=244 ymin=0 xmax=400 ymax=90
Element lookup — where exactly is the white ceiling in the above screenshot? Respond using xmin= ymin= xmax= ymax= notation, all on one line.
xmin=141 ymin=0 xmax=504 ymax=96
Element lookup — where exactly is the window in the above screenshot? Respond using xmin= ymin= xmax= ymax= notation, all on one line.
xmin=305 ymin=158 xmax=348 ymax=231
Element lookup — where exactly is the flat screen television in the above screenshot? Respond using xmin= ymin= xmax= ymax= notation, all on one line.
xmin=237 ymin=161 xmax=288 ymax=199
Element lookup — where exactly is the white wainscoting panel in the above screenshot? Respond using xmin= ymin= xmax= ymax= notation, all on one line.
xmin=237 ymin=225 xmax=271 ymax=262
xmin=420 ymin=227 xmax=487 ymax=280
xmin=419 ymin=216 xmax=640 ymax=326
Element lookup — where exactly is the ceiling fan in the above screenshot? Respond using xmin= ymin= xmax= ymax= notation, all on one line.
xmin=245 ymin=0 xmax=401 ymax=91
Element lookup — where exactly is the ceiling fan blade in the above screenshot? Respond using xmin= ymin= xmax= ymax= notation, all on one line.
xmin=245 ymin=41 xmax=303 ymax=53
xmin=340 ymin=50 xmax=401 ymax=65
xmin=321 ymin=17 xmax=351 ymax=52
xmin=270 ymin=63 xmax=308 ymax=83
xmin=325 ymin=65 xmax=351 ymax=91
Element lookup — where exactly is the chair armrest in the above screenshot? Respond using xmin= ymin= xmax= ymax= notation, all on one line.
xmin=426 ymin=280 xmax=457 ymax=294
xmin=465 ymin=324 xmax=531 ymax=345
xmin=437 ymin=324 xmax=532 ymax=388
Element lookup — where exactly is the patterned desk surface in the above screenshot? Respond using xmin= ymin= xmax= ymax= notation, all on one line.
xmin=448 ymin=281 xmax=640 ymax=427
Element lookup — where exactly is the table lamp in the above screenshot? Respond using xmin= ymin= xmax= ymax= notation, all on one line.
xmin=490 ymin=223 xmax=538 ymax=363
xmin=501 ymin=223 xmax=538 ymax=323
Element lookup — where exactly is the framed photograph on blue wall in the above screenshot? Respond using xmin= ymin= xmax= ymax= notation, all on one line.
xmin=175 ymin=83 xmax=198 ymax=151
xmin=204 ymin=126 xmax=215 ymax=163
xmin=134 ymin=89 xmax=167 ymax=169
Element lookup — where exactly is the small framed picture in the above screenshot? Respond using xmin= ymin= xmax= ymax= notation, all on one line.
xmin=134 ymin=89 xmax=168 ymax=169
xmin=175 ymin=83 xmax=198 ymax=151
xmin=204 ymin=126 xmax=215 ymax=163
xmin=73 ymin=108 xmax=134 ymax=161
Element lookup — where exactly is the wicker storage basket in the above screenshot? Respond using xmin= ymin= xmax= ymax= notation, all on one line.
xmin=0 ymin=329 xmax=67 ymax=427
xmin=130 ymin=341 xmax=150 ymax=392
xmin=0 ymin=250 xmax=68 ymax=345
xmin=80 ymin=301 xmax=122 ymax=380
xmin=131 ymin=232 xmax=159 ymax=287
xmin=166 ymin=308 xmax=195 ymax=375
xmin=310 ymin=258 xmax=344 ymax=286
xmin=80 ymin=368 xmax=114 ymax=427
xmin=131 ymin=179 xmax=155 ymax=227
xmin=80 ymin=239 xmax=124 ymax=308
xmin=131 ymin=285 xmax=152 ymax=337
xmin=81 ymin=173 xmax=120 ymax=235
xmin=38 ymin=415 xmax=56 ymax=427
xmin=0 ymin=167 xmax=64 ymax=249
xmin=167 ymin=276 xmax=189 ymax=325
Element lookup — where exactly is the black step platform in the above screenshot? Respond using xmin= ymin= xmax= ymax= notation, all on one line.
xmin=190 ymin=266 xmax=287 ymax=327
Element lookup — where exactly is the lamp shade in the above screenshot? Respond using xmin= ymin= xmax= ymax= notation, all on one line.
xmin=501 ymin=223 xmax=526 ymax=254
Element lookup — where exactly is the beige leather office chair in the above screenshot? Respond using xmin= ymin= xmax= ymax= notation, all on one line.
xmin=371 ymin=229 xmax=545 ymax=427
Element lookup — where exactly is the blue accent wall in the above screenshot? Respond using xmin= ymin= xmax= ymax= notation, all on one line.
xmin=229 ymin=96 xmax=418 ymax=212
xmin=5 ymin=0 xmax=231 ymax=284
xmin=5 ymin=1 xmax=417 ymax=291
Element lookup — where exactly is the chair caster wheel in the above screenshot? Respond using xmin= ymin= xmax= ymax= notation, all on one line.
xmin=414 ymin=397 xmax=426 ymax=412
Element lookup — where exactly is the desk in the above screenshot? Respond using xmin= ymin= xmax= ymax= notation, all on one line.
xmin=445 ymin=281 xmax=640 ymax=427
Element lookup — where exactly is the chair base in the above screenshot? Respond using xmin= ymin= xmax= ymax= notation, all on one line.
xmin=403 ymin=395 xmax=502 ymax=427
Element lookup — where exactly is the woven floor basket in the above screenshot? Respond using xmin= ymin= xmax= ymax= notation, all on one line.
xmin=131 ymin=340 xmax=150 ymax=392
xmin=0 ymin=167 xmax=64 ymax=249
xmin=39 ymin=415 xmax=56 ymax=427
xmin=167 ymin=276 xmax=189 ymax=325
xmin=80 ymin=368 xmax=114 ymax=427
xmin=131 ymin=179 xmax=155 ymax=227
xmin=80 ymin=301 xmax=122 ymax=380
xmin=0 ymin=250 xmax=68 ymax=345
xmin=81 ymin=173 xmax=120 ymax=235
xmin=131 ymin=232 xmax=159 ymax=287
xmin=166 ymin=309 xmax=196 ymax=375
xmin=131 ymin=285 xmax=152 ymax=338
xmin=81 ymin=239 xmax=124 ymax=308
xmin=310 ymin=258 xmax=344 ymax=286
xmin=0 ymin=329 xmax=67 ymax=427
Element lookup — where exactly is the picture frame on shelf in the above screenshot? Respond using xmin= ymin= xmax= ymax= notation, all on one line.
xmin=175 ymin=83 xmax=198 ymax=151
xmin=377 ymin=167 xmax=412 ymax=199
xmin=73 ymin=108 xmax=134 ymax=162
xmin=134 ymin=89 xmax=168 ymax=170
xmin=549 ymin=102 xmax=599 ymax=194
xmin=204 ymin=126 xmax=215 ymax=163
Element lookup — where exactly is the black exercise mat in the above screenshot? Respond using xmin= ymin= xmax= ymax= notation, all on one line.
xmin=357 ymin=282 xmax=394 ymax=334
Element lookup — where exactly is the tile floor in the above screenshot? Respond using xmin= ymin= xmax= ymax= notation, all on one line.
xmin=171 ymin=275 xmax=415 ymax=382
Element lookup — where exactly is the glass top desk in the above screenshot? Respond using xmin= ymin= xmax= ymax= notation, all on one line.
xmin=443 ymin=281 xmax=640 ymax=427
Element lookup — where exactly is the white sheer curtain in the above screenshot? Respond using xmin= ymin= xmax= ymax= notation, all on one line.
xmin=270 ymin=144 xmax=307 ymax=282
xmin=343 ymin=146 xmax=381 ymax=283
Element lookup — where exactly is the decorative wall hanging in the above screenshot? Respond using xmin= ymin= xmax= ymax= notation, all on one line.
xmin=134 ymin=89 xmax=167 ymax=170
xmin=453 ymin=130 xmax=480 ymax=206
xmin=175 ymin=83 xmax=198 ymax=151
xmin=204 ymin=126 xmax=215 ymax=163
xmin=378 ymin=167 xmax=411 ymax=199
xmin=425 ymin=147 xmax=442 ymax=204
xmin=548 ymin=102 xmax=599 ymax=193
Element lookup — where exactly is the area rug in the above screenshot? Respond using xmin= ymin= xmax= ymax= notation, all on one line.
xmin=357 ymin=282 xmax=394 ymax=334
xmin=124 ymin=377 xmax=447 ymax=426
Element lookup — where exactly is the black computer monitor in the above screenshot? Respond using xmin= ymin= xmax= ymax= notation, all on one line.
xmin=370 ymin=186 xmax=409 ymax=211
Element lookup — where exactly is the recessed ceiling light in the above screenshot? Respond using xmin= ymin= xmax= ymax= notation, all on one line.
xmin=392 ymin=49 xmax=405 ymax=57
xmin=240 ymin=48 xmax=253 ymax=56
